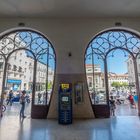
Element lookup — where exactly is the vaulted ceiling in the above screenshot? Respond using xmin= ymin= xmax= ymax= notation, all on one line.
xmin=0 ymin=0 xmax=140 ymax=18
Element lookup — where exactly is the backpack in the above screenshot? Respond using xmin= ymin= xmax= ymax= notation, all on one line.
xmin=20 ymin=95 xmax=25 ymax=104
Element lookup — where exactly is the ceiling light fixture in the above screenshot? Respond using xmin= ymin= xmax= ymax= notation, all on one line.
xmin=18 ymin=22 xmax=25 ymax=27
xmin=115 ymin=22 xmax=122 ymax=26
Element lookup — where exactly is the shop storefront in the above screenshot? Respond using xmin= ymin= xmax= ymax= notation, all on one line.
xmin=7 ymin=79 xmax=22 ymax=91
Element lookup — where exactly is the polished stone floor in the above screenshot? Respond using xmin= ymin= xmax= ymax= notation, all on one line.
xmin=116 ymin=103 xmax=138 ymax=116
xmin=0 ymin=116 xmax=140 ymax=140
xmin=4 ymin=102 xmax=31 ymax=117
xmin=0 ymin=102 xmax=140 ymax=140
xmin=3 ymin=100 xmax=138 ymax=117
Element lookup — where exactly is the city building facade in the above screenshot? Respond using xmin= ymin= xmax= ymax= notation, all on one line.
xmin=0 ymin=40 xmax=54 ymax=93
xmin=86 ymin=64 xmax=128 ymax=92
xmin=108 ymin=72 xmax=128 ymax=91
xmin=127 ymin=55 xmax=140 ymax=91
xmin=86 ymin=64 xmax=105 ymax=92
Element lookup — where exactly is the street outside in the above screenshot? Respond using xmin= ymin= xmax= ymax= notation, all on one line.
xmin=3 ymin=102 xmax=31 ymax=117
xmin=1 ymin=98 xmax=138 ymax=118
xmin=116 ymin=103 xmax=138 ymax=116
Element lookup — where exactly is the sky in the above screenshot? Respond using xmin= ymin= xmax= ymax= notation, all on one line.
xmin=86 ymin=48 xmax=129 ymax=74
xmin=19 ymin=31 xmax=134 ymax=73
xmin=20 ymin=32 xmax=55 ymax=70
xmin=107 ymin=49 xmax=128 ymax=74
xmin=84 ymin=31 xmax=140 ymax=74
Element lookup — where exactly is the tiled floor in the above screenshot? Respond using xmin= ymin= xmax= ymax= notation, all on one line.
xmin=0 ymin=102 xmax=139 ymax=140
xmin=0 ymin=116 xmax=140 ymax=140
xmin=116 ymin=103 xmax=138 ymax=116
xmin=3 ymin=100 xmax=138 ymax=117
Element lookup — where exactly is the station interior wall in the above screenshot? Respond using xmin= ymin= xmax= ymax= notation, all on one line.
xmin=0 ymin=18 xmax=140 ymax=118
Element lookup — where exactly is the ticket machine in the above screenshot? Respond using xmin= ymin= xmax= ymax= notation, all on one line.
xmin=58 ymin=83 xmax=72 ymax=124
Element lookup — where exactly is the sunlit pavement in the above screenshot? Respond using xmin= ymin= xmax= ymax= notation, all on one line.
xmin=3 ymin=102 xmax=31 ymax=118
xmin=116 ymin=103 xmax=138 ymax=116
xmin=2 ymin=100 xmax=138 ymax=117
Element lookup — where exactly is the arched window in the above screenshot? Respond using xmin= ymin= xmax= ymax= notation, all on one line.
xmin=85 ymin=29 xmax=140 ymax=112
xmin=0 ymin=28 xmax=56 ymax=118
xmin=13 ymin=65 xmax=17 ymax=71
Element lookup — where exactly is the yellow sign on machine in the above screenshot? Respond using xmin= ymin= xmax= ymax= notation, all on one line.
xmin=61 ymin=84 xmax=69 ymax=89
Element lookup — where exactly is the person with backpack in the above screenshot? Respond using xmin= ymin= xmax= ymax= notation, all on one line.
xmin=7 ymin=90 xmax=13 ymax=106
xmin=109 ymin=96 xmax=116 ymax=116
xmin=20 ymin=90 xmax=26 ymax=118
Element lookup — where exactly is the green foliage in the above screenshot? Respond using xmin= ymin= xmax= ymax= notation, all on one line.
xmin=111 ymin=82 xmax=120 ymax=88
xmin=121 ymin=82 xmax=129 ymax=87
xmin=111 ymin=82 xmax=128 ymax=88
xmin=47 ymin=81 xmax=52 ymax=89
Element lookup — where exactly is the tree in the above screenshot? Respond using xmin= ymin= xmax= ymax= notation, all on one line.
xmin=111 ymin=82 xmax=128 ymax=90
xmin=121 ymin=82 xmax=128 ymax=87
xmin=111 ymin=82 xmax=121 ymax=89
xmin=47 ymin=81 xmax=52 ymax=89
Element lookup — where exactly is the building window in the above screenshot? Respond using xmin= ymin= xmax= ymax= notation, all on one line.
xmin=14 ymin=73 xmax=17 ymax=77
xmin=24 ymin=83 xmax=26 ymax=89
xmin=89 ymin=82 xmax=92 ymax=87
xmin=13 ymin=65 xmax=17 ymax=71
xmin=29 ymin=63 xmax=32 ymax=66
xmin=0 ymin=62 xmax=3 ymax=69
xmin=18 ymin=66 xmax=22 ymax=72
xmin=95 ymin=79 xmax=98 ymax=84
xmin=7 ymin=63 xmax=11 ymax=70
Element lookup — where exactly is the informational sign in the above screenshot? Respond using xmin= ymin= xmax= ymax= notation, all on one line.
xmin=7 ymin=79 xmax=21 ymax=84
xmin=74 ymin=82 xmax=84 ymax=104
xmin=61 ymin=84 xmax=69 ymax=89
xmin=62 ymin=96 xmax=69 ymax=102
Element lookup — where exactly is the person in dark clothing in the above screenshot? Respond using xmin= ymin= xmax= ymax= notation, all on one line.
xmin=38 ymin=92 xmax=42 ymax=104
xmin=109 ymin=96 xmax=116 ymax=116
xmin=7 ymin=90 xmax=13 ymax=106
xmin=20 ymin=90 xmax=26 ymax=118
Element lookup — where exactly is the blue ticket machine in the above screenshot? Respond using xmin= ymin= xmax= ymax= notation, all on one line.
xmin=58 ymin=83 xmax=72 ymax=124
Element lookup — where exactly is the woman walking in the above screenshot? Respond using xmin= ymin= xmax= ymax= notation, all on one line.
xmin=20 ymin=90 xmax=26 ymax=118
